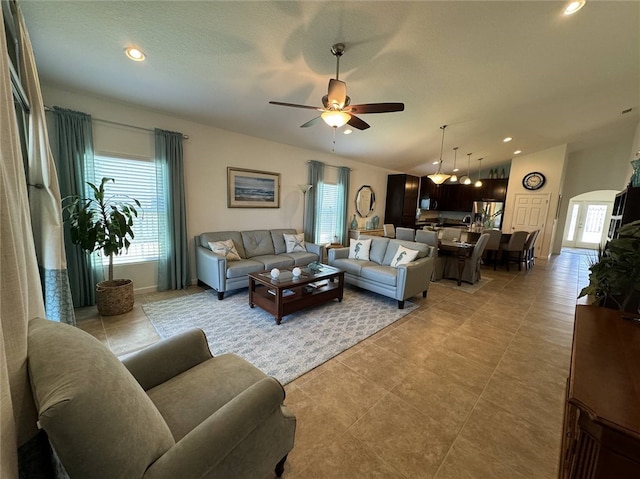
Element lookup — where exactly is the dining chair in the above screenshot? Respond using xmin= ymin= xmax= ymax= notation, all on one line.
xmin=415 ymin=229 xmax=438 ymax=247
xmin=482 ymin=229 xmax=503 ymax=270
xmin=524 ymin=229 xmax=540 ymax=269
xmin=500 ymin=230 xmax=529 ymax=271
xmin=383 ymin=224 xmax=396 ymax=238
xmin=395 ymin=227 xmax=415 ymax=241
xmin=442 ymin=233 xmax=490 ymax=284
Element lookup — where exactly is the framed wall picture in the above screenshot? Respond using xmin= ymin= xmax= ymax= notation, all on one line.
xmin=227 ymin=167 xmax=281 ymax=208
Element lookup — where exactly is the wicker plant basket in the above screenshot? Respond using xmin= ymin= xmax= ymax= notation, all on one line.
xmin=96 ymin=279 xmax=134 ymax=316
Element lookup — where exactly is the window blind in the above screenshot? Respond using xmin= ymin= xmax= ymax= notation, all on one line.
xmin=92 ymin=156 xmax=160 ymax=264
xmin=316 ymin=183 xmax=338 ymax=244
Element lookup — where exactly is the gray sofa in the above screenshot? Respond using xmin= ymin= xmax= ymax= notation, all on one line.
xmin=328 ymin=235 xmax=435 ymax=308
xmin=196 ymin=229 xmax=321 ymax=299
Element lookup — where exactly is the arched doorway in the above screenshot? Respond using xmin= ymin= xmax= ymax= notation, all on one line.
xmin=562 ymin=190 xmax=619 ymax=250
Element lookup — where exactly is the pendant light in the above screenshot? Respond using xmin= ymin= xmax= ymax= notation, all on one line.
xmin=462 ymin=153 xmax=472 ymax=185
xmin=427 ymin=125 xmax=451 ymax=185
xmin=450 ymin=147 xmax=459 ymax=183
xmin=475 ymin=158 xmax=484 ymax=187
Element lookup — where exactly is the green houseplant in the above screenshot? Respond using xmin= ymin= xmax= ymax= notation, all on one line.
xmin=579 ymin=220 xmax=640 ymax=312
xmin=63 ymin=177 xmax=140 ymax=315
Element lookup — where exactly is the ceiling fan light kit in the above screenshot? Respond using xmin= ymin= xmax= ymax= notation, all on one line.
xmin=269 ymin=43 xmax=404 ymax=134
xmin=321 ymin=110 xmax=350 ymax=128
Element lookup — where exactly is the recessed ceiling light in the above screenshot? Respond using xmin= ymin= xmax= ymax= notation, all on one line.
xmin=432 ymin=161 xmax=439 ymax=165
xmin=125 ymin=47 xmax=146 ymax=62
xmin=514 ymin=150 xmax=522 ymax=155
xmin=503 ymin=137 xmax=512 ymax=143
xmin=343 ymin=129 xmax=353 ymax=135
xmin=564 ymin=1 xmax=586 ymax=16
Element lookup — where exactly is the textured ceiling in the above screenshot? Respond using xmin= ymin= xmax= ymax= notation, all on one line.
xmin=18 ymin=0 xmax=640 ymax=175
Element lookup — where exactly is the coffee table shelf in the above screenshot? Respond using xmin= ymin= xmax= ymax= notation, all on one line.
xmin=248 ymin=265 xmax=344 ymax=324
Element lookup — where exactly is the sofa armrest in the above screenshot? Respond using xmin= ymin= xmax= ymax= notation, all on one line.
xmin=143 ymin=377 xmax=294 ymax=479
xmin=305 ymin=242 xmax=322 ymax=259
xmin=396 ymin=256 xmax=435 ymax=300
xmin=122 ymin=329 xmax=213 ymax=390
xmin=195 ymin=246 xmax=227 ymax=290
xmin=328 ymin=247 xmax=349 ymax=263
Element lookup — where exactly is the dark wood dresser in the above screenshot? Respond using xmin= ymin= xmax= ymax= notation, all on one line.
xmin=560 ymin=305 xmax=640 ymax=478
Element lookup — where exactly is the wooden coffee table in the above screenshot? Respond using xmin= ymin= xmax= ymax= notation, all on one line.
xmin=248 ymin=264 xmax=344 ymax=324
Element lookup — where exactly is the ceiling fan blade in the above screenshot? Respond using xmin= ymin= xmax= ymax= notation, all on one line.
xmin=300 ymin=116 xmax=322 ymax=128
xmin=269 ymin=101 xmax=321 ymax=111
xmin=327 ymin=79 xmax=347 ymax=109
xmin=347 ymin=114 xmax=370 ymax=130
xmin=348 ymin=103 xmax=405 ymax=114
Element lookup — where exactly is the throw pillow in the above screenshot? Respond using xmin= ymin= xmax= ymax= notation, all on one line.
xmin=348 ymin=238 xmax=372 ymax=261
xmin=283 ymin=233 xmax=306 ymax=253
xmin=208 ymin=239 xmax=241 ymax=261
xmin=391 ymin=244 xmax=419 ymax=268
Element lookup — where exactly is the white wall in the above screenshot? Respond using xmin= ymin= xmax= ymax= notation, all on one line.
xmin=502 ymin=144 xmax=568 ymax=259
xmin=42 ymin=85 xmax=396 ymax=292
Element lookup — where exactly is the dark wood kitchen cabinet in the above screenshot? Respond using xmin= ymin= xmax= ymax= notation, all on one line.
xmin=559 ymin=305 xmax=640 ymax=479
xmin=384 ymin=174 xmax=420 ymax=228
xmin=419 ymin=177 xmax=508 ymax=212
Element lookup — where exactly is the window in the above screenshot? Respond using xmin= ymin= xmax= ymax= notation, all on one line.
xmin=92 ymin=155 xmax=160 ymax=264
xmin=316 ymin=183 xmax=338 ymax=244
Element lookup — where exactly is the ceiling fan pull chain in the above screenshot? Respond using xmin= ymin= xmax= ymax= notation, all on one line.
xmin=331 ymin=126 xmax=337 ymax=152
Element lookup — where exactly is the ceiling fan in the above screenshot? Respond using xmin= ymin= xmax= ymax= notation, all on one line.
xmin=269 ymin=43 xmax=404 ymax=131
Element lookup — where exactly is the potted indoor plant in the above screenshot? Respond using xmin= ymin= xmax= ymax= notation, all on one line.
xmin=63 ymin=177 xmax=140 ymax=315
xmin=578 ymin=220 xmax=640 ymax=313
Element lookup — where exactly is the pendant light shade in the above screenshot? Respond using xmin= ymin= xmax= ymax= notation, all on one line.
xmin=428 ymin=125 xmax=451 ymax=185
xmin=475 ymin=158 xmax=483 ymax=187
xmin=450 ymin=147 xmax=459 ymax=182
xmin=462 ymin=153 xmax=472 ymax=185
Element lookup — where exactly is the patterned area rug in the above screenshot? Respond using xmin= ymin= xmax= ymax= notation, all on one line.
xmin=142 ymin=286 xmax=416 ymax=384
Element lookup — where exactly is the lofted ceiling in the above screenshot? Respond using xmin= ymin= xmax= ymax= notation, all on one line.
xmin=18 ymin=0 xmax=640 ymax=176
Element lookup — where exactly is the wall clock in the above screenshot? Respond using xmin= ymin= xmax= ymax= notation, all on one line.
xmin=522 ymin=172 xmax=546 ymax=190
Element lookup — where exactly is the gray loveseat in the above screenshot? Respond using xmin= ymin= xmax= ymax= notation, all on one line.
xmin=328 ymin=235 xmax=435 ymax=309
xmin=196 ymin=229 xmax=321 ymax=299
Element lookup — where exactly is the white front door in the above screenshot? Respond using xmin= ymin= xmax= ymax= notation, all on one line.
xmin=563 ymin=201 xmax=612 ymax=249
xmin=510 ymin=193 xmax=550 ymax=233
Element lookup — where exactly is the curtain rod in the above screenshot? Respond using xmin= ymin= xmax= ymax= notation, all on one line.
xmin=306 ymin=160 xmax=351 ymax=171
xmin=44 ymin=105 xmax=189 ymax=140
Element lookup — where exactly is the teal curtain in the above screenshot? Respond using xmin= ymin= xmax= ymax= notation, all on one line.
xmin=155 ymin=128 xmax=190 ymax=291
xmin=306 ymin=161 xmax=325 ymax=243
xmin=336 ymin=166 xmax=350 ymax=246
xmin=53 ymin=107 xmax=101 ymax=307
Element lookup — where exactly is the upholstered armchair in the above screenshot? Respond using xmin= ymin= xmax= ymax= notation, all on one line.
xmin=27 ymin=318 xmax=296 ymax=479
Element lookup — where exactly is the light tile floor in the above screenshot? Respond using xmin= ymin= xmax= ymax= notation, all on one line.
xmin=76 ymin=249 xmax=593 ymax=479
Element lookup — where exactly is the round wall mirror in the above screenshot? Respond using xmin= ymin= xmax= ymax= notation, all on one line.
xmin=355 ymin=185 xmax=375 ymax=218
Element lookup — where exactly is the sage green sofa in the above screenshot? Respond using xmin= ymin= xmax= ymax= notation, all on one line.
xmin=328 ymin=235 xmax=435 ymax=308
xmin=27 ymin=318 xmax=296 ymax=479
xmin=195 ymin=228 xmax=321 ymax=299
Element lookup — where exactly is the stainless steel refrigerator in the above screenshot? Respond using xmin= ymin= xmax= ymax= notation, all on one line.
xmin=473 ymin=201 xmax=504 ymax=230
